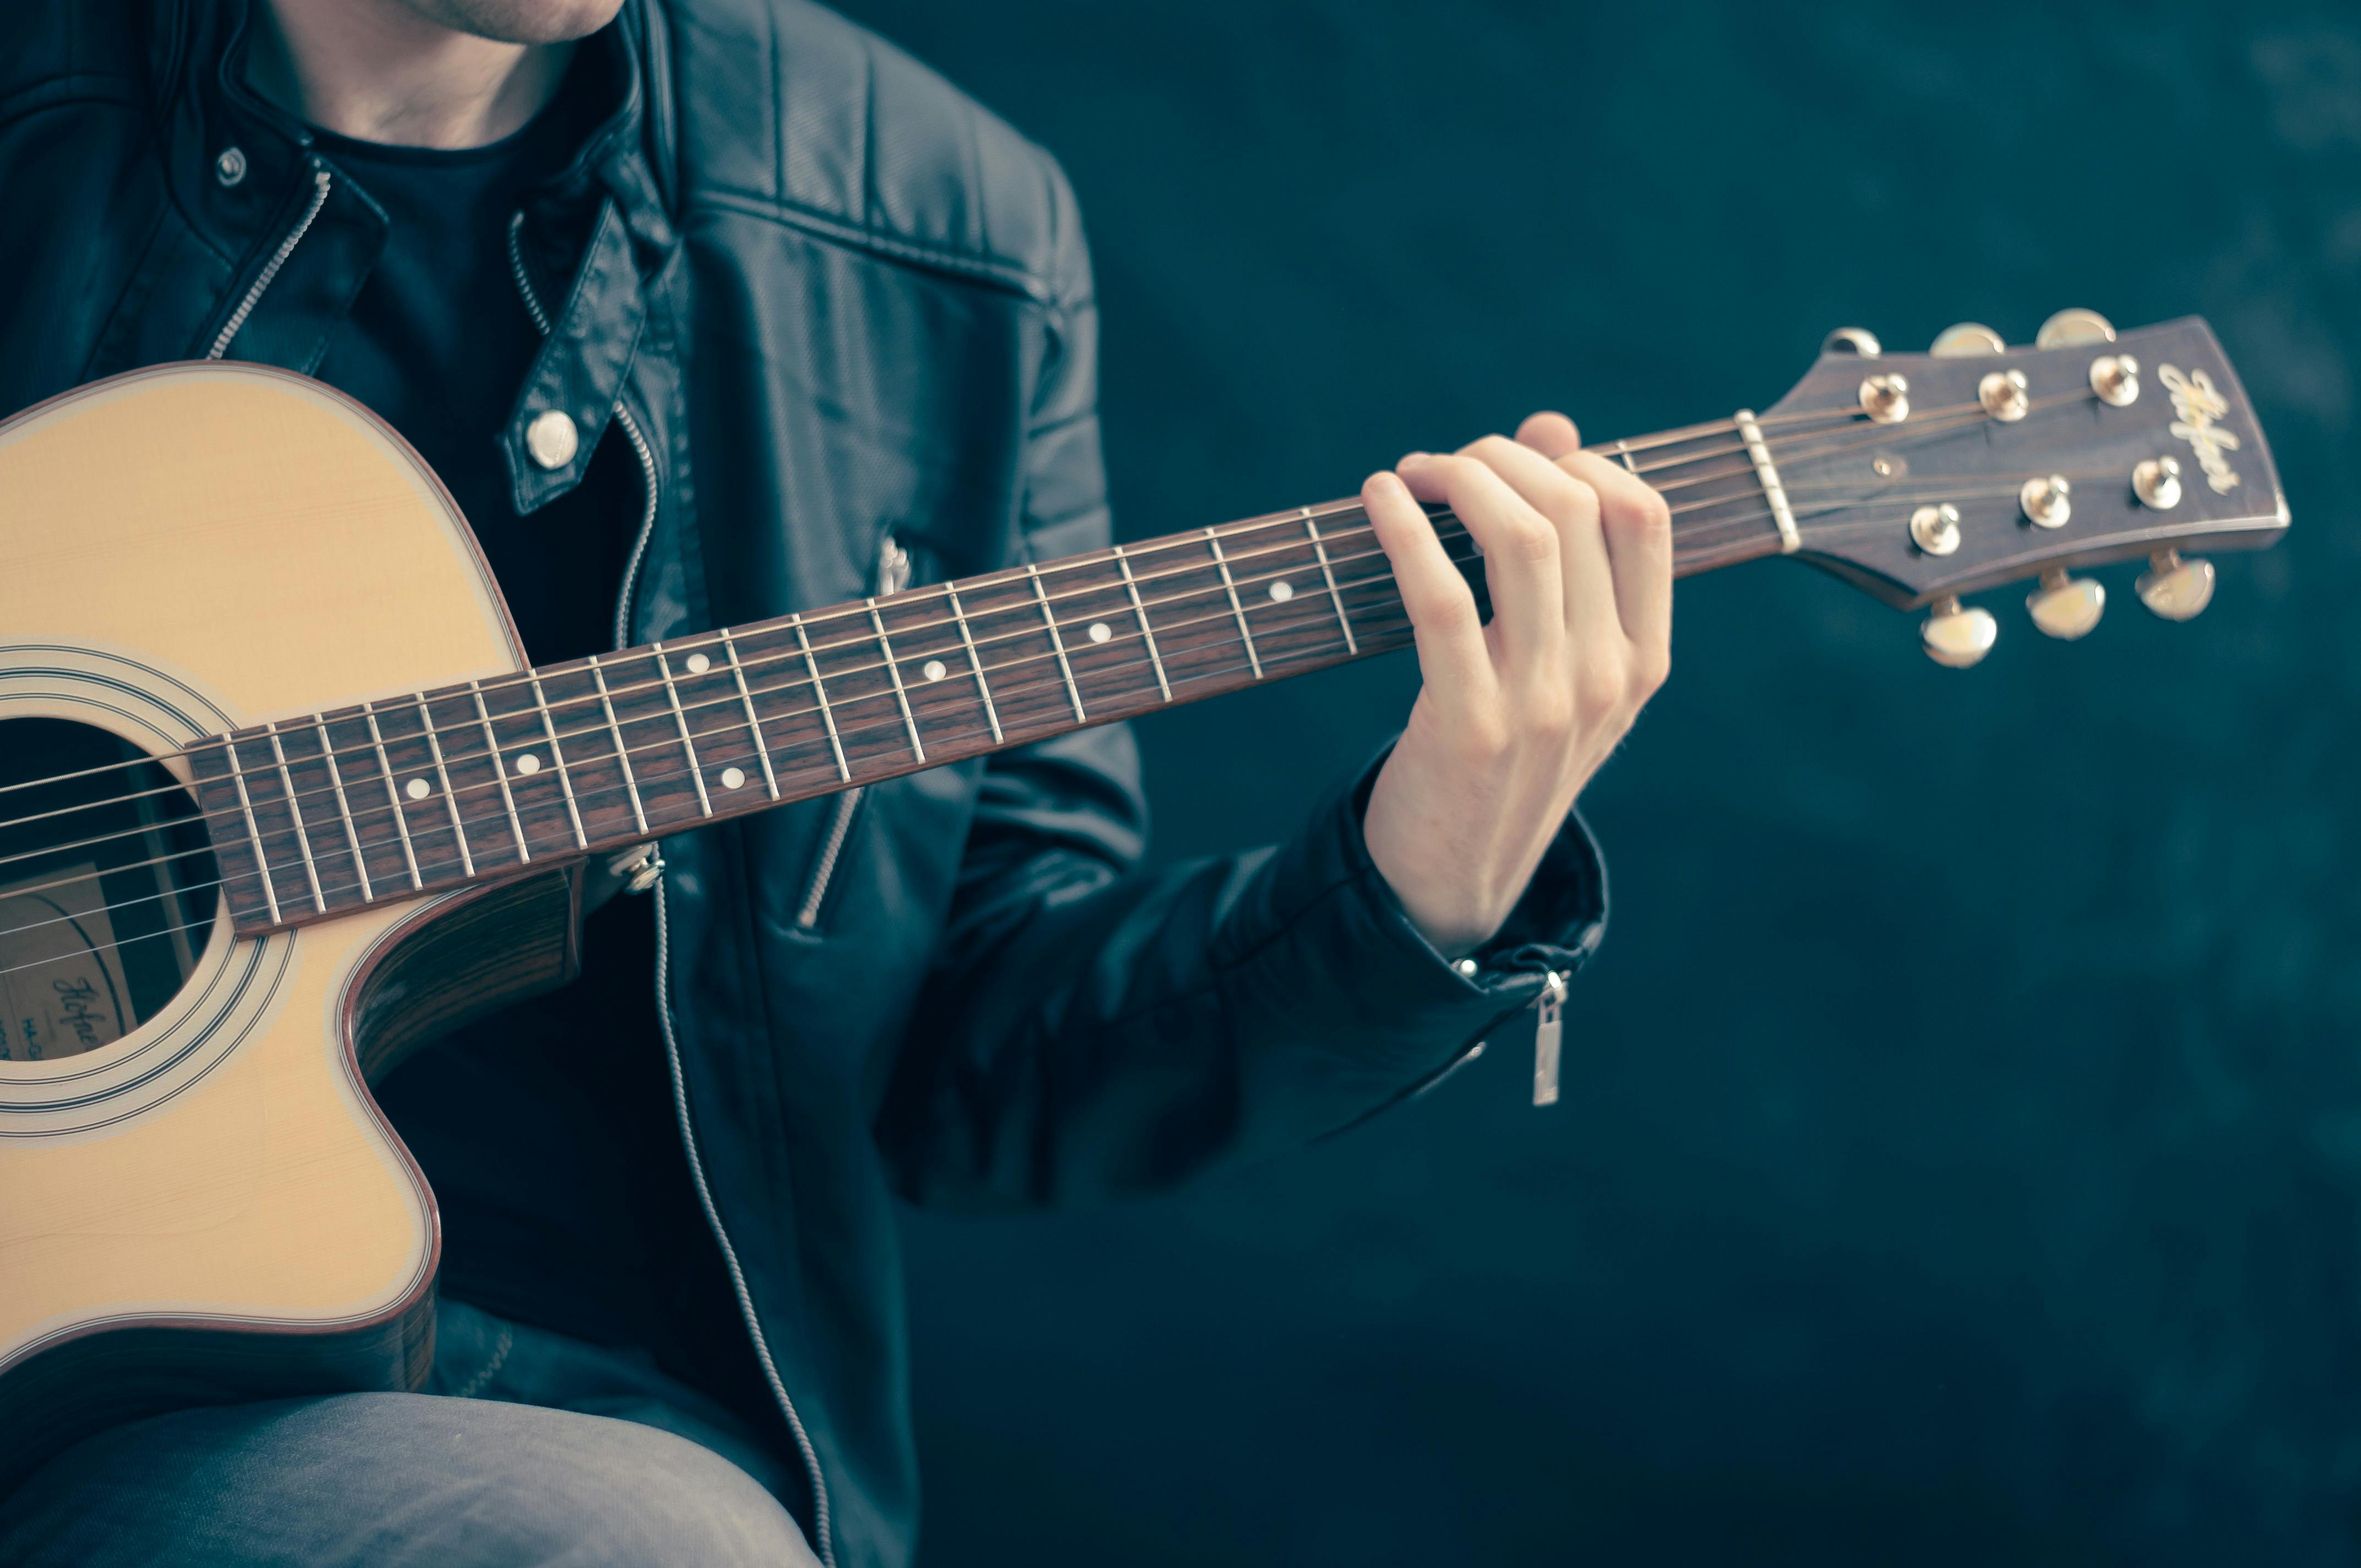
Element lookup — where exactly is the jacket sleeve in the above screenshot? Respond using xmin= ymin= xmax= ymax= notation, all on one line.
xmin=874 ymin=155 xmax=1608 ymax=1210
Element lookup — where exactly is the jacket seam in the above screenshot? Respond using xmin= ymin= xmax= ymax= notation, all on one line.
xmin=686 ymin=188 xmax=1054 ymax=303
xmin=0 ymin=81 xmax=148 ymax=134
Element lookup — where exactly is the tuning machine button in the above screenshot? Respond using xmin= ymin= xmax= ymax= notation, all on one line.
xmin=1823 ymin=326 xmax=1882 ymax=357
xmin=1930 ymin=322 xmax=2006 ymax=357
xmin=1979 ymin=368 xmax=2030 ymax=421
xmin=1859 ymin=373 xmax=1910 ymax=423
xmin=2026 ymin=567 xmax=2106 ymax=640
xmin=2036 ymin=308 xmax=2117 ymax=348
xmin=2019 ymin=473 xmax=2072 ymax=528
xmin=2090 ymin=353 xmax=2140 ymax=406
xmin=1922 ymin=596 xmax=1998 ymax=668
xmin=1909 ymin=503 xmax=1961 ymax=556
xmin=2132 ymin=455 xmax=2182 ymax=510
xmin=2135 ymin=549 xmax=2215 ymax=620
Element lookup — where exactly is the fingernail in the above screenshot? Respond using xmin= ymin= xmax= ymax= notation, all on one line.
xmin=1368 ymin=471 xmax=1407 ymax=500
xmin=1397 ymin=451 xmax=1430 ymax=468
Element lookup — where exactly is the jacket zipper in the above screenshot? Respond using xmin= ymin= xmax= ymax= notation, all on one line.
xmin=509 ymin=210 xmax=839 ymax=1567
xmin=793 ymin=789 xmax=863 ymax=930
xmin=791 ymin=534 xmax=907 ymax=931
xmin=206 ymin=161 xmax=333 ymax=360
xmin=1531 ymin=968 xmax=1566 ymax=1107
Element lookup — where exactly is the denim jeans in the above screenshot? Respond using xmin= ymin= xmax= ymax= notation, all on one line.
xmin=0 ymin=1300 xmax=822 ymax=1567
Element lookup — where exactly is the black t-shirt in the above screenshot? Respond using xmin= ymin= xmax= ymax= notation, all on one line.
xmin=310 ymin=75 xmax=781 ymax=1440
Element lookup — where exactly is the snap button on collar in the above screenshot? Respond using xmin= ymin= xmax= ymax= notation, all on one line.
xmin=215 ymin=147 xmax=247 ymax=187
xmin=525 ymin=409 xmax=579 ymax=470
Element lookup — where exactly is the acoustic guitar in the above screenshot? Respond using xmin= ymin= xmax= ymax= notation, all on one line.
xmin=0 ymin=310 xmax=2285 ymax=1477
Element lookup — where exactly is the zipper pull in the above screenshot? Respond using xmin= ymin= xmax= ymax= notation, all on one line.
xmin=1532 ymin=970 xmax=1566 ymax=1107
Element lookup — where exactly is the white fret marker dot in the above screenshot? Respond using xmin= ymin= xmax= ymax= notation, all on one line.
xmin=1268 ymin=579 xmax=1294 ymax=602
xmin=922 ymin=658 xmax=948 ymax=682
xmin=720 ymin=766 xmax=747 ymax=791
xmin=1087 ymin=621 xmax=1112 ymax=644
xmin=684 ymin=652 xmax=711 ymax=674
xmin=405 ymin=777 xmax=429 ymax=801
xmin=514 ymin=753 xmax=541 ymax=775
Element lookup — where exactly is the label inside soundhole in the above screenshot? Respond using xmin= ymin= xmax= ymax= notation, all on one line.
xmin=0 ymin=717 xmax=219 ymax=1061
xmin=0 ymin=862 xmax=133 ymax=1058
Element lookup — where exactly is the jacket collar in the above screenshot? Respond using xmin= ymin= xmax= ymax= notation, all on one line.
xmin=164 ymin=0 xmax=679 ymax=506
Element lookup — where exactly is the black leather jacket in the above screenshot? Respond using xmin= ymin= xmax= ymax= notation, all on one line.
xmin=0 ymin=3 xmax=1606 ymax=1562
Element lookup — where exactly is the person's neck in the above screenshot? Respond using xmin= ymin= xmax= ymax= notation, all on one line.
xmin=247 ymin=0 xmax=573 ymax=148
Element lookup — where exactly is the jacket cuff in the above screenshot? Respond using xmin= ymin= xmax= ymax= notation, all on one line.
xmin=1230 ymin=744 xmax=1609 ymax=1079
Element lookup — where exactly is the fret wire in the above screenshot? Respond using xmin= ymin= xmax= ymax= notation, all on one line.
xmin=313 ymin=714 xmax=373 ymax=903
xmin=651 ymin=645 xmax=715 ymax=816
xmin=131 ymin=413 xmax=1868 ymax=811
xmin=719 ymin=630 xmax=782 ymax=799
xmin=1299 ymin=509 xmax=1358 ymax=656
xmin=192 ymin=544 xmax=1444 ymax=925
xmin=942 ymin=585 xmax=1003 ymax=743
xmin=1025 ymin=563 xmax=1087 ymax=722
xmin=263 ymin=723 xmax=328 ymax=914
xmin=469 ymin=680 xmax=532 ymax=863
xmin=361 ymin=701 xmax=425 ymax=890
xmin=865 ymin=603 xmax=927 ymax=761
xmin=792 ymin=616 xmax=851 ymax=782
xmin=1111 ymin=544 xmax=1173 ymax=703
xmin=189 ymin=524 xmax=1448 ymax=870
xmin=1203 ymin=528 xmax=1264 ymax=679
xmin=526 ymin=671 xmax=589 ymax=850
xmin=414 ymin=696 xmax=475 ymax=878
xmin=219 ymin=736 xmax=282 ymax=925
xmin=585 ymin=654 xmax=650 ymax=836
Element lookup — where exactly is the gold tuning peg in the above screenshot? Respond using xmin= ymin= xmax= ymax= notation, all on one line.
xmin=1822 ymin=326 xmax=1881 ymax=357
xmin=2026 ymin=567 xmax=2106 ymax=640
xmin=2036 ymin=308 xmax=2116 ymax=348
xmin=1930 ymin=322 xmax=2006 ymax=357
xmin=1922 ymin=596 xmax=1998 ymax=667
xmin=2135 ymin=550 xmax=2215 ymax=620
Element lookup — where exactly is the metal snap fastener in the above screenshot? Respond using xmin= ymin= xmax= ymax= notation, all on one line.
xmin=215 ymin=147 xmax=248 ymax=187
xmin=524 ymin=409 xmax=579 ymax=470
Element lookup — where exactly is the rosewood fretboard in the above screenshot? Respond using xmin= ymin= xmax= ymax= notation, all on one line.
xmin=189 ymin=451 xmax=1783 ymax=938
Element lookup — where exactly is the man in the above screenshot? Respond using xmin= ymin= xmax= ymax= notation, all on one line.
xmin=0 ymin=0 xmax=1669 ymax=1562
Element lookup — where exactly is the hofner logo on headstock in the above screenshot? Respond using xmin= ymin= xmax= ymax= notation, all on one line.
xmin=2158 ymin=364 xmax=2242 ymax=496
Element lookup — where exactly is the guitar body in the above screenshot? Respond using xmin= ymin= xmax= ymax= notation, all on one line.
xmin=0 ymin=364 xmax=582 ymax=1483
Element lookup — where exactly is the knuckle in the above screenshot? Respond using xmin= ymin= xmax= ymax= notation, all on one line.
xmin=1636 ymin=642 xmax=1673 ymax=693
xmin=1566 ymin=473 xmax=1601 ymax=516
xmin=1526 ymin=685 xmax=1575 ymax=741
xmin=1573 ymin=657 xmax=1626 ymax=718
xmin=1461 ymin=714 xmax=1513 ymax=761
xmin=1411 ymin=580 xmax=1478 ymax=630
xmin=1509 ymin=515 xmax=1558 ymax=564
xmin=1634 ymin=486 xmax=1673 ymax=533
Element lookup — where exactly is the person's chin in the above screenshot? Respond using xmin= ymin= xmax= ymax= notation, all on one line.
xmin=412 ymin=0 xmax=630 ymax=47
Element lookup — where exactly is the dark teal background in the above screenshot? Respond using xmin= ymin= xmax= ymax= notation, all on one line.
xmin=831 ymin=2 xmax=2361 ymax=1561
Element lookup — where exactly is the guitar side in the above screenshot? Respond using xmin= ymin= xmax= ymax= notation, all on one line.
xmin=0 ymin=366 xmax=578 ymax=1485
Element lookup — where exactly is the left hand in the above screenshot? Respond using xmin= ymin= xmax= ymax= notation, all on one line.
xmin=1358 ymin=412 xmax=1673 ymax=957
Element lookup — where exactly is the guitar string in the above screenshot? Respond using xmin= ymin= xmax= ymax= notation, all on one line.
xmin=0 ymin=545 xmax=1482 ymax=967
xmin=0 ymin=444 xmax=2146 ymax=946
xmin=0 ymin=394 xmax=1974 ymax=804
xmin=0 ymin=386 xmax=2101 ymax=835
xmin=0 ymin=422 xmax=1898 ymax=868
xmin=0 ymin=535 xmax=1479 ymax=924
xmin=0 ymin=410 xmax=2094 ymax=866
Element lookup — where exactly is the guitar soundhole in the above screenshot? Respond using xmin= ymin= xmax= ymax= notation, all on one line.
xmin=0 ymin=718 xmax=220 ymax=1061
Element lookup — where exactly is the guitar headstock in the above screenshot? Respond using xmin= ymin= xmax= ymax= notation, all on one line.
xmin=1759 ymin=311 xmax=2286 ymax=665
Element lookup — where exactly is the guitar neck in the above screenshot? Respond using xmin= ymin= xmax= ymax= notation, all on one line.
xmin=192 ymin=420 xmax=1785 ymax=936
